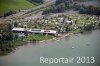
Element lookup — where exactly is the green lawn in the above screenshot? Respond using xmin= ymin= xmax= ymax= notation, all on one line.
xmin=24 ymin=34 xmax=54 ymax=41
xmin=0 ymin=0 xmax=36 ymax=15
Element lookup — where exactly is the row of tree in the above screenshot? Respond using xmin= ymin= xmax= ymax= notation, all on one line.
xmin=27 ymin=0 xmax=44 ymax=4
xmin=42 ymin=0 xmax=100 ymax=15
xmin=0 ymin=22 xmax=21 ymax=55
xmin=79 ymin=5 xmax=100 ymax=15
xmin=0 ymin=22 xmax=13 ymax=41
xmin=73 ymin=3 xmax=100 ymax=15
xmin=42 ymin=0 xmax=73 ymax=14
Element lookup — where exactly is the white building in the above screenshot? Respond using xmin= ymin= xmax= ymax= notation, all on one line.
xmin=29 ymin=29 xmax=44 ymax=33
xmin=66 ymin=20 xmax=74 ymax=25
xmin=12 ymin=28 xmax=26 ymax=37
xmin=44 ymin=30 xmax=57 ymax=34
xmin=12 ymin=28 xmax=26 ymax=32
xmin=12 ymin=28 xmax=57 ymax=35
xmin=29 ymin=29 xmax=57 ymax=34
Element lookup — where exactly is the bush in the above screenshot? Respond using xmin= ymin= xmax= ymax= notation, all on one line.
xmin=4 ymin=11 xmax=16 ymax=17
xmin=83 ymin=24 xmax=94 ymax=31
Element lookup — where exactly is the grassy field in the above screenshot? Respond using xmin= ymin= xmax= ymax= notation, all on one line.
xmin=24 ymin=34 xmax=54 ymax=41
xmin=0 ymin=0 xmax=36 ymax=15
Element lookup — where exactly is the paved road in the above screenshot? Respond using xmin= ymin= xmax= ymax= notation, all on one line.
xmin=24 ymin=10 xmax=78 ymax=20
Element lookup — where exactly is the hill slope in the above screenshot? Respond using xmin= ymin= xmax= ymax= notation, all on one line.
xmin=0 ymin=0 xmax=36 ymax=16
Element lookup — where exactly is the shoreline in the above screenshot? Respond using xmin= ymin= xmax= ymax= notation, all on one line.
xmin=26 ymin=28 xmax=100 ymax=44
xmin=0 ymin=32 xmax=75 ymax=56
xmin=1 ymin=29 xmax=100 ymax=56
xmin=28 ymin=33 xmax=74 ymax=43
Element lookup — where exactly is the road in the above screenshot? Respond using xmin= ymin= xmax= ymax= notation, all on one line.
xmin=24 ymin=10 xmax=78 ymax=20
xmin=0 ymin=0 xmax=56 ymax=21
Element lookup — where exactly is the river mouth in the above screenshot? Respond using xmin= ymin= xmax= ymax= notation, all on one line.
xmin=0 ymin=29 xmax=100 ymax=66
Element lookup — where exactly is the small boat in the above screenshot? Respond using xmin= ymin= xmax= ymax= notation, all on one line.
xmin=71 ymin=46 xmax=75 ymax=49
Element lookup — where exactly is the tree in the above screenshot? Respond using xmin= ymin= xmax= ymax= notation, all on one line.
xmin=83 ymin=24 xmax=93 ymax=31
xmin=42 ymin=0 xmax=74 ymax=15
xmin=56 ymin=0 xmax=73 ymax=5
xmin=4 ymin=11 xmax=16 ymax=17
xmin=28 ymin=0 xmax=44 ymax=4
xmin=98 ymin=23 xmax=100 ymax=27
xmin=0 ymin=22 xmax=13 ymax=41
xmin=14 ymin=22 xmax=18 ymax=27
xmin=64 ymin=25 xmax=71 ymax=32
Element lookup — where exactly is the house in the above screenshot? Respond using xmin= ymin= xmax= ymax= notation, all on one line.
xmin=12 ymin=28 xmax=26 ymax=37
xmin=12 ymin=28 xmax=26 ymax=33
xmin=28 ymin=29 xmax=44 ymax=34
xmin=65 ymin=20 xmax=74 ymax=25
xmin=44 ymin=30 xmax=57 ymax=34
xmin=29 ymin=29 xmax=57 ymax=35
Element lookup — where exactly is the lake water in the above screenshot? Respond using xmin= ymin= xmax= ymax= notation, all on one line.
xmin=0 ymin=30 xmax=100 ymax=66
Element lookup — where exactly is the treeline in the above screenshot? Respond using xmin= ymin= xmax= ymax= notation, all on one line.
xmin=74 ymin=0 xmax=100 ymax=2
xmin=42 ymin=0 xmax=100 ymax=15
xmin=4 ymin=11 xmax=16 ymax=17
xmin=0 ymin=22 xmax=26 ymax=55
xmin=27 ymin=0 xmax=44 ymax=4
xmin=42 ymin=0 xmax=73 ymax=14
xmin=55 ymin=0 xmax=73 ymax=5
xmin=74 ymin=0 xmax=84 ymax=1
xmin=79 ymin=6 xmax=100 ymax=15
xmin=0 ymin=22 xmax=13 ymax=41
xmin=74 ymin=3 xmax=100 ymax=15
xmin=0 ymin=11 xmax=16 ymax=18
xmin=0 ymin=22 xmax=13 ymax=55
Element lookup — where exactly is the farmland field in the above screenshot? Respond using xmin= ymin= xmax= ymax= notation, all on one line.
xmin=0 ymin=0 xmax=36 ymax=15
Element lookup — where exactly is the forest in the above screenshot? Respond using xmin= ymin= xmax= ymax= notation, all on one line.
xmin=42 ymin=0 xmax=100 ymax=15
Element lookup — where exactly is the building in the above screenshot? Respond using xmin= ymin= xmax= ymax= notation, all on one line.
xmin=12 ymin=28 xmax=26 ymax=37
xmin=29 ymin=29 xmax=57 ymax=35
xmin=12 ymin=28 xmax=57 ymax=36
xmin=28 ymin=29 xmax=44 ymax=34
xmin=12 ymin=28 xmax=26 ymax=33
xmin=65 ymin=20 xmax=74 ymax=25
xmin=44 ymin=30 xmax=57 ymax=34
